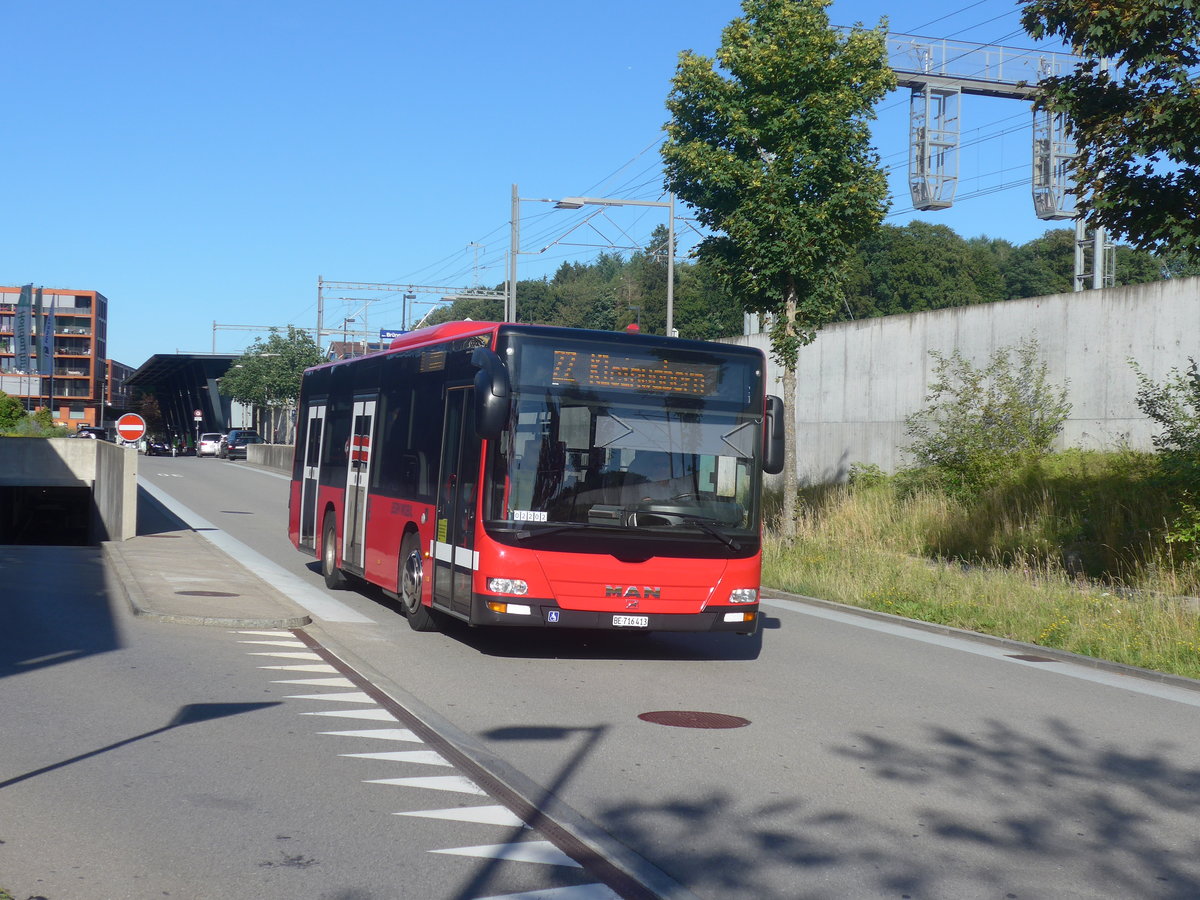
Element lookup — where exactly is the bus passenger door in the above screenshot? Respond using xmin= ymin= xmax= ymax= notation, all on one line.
xmin=433 ymin=386 xmax=481 ymax=618
xmin=342 ymin=397 xmax=377 ymax=573
xmin=298 ymin=403 xmax=326 ymax=551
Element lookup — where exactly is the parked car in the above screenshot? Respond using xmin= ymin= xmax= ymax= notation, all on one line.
xmin=72 ymin=426 xmax=108 ymax=440
xmin=219 ymin=428 xmax=263 ymax=460
xmin=197 ymin=432 xmax=224 ymax=458
xmin=145 ymin=438 xmax=170 ymax=456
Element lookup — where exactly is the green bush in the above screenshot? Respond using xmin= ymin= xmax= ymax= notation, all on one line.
xmin=904 ymin=338 xmax=1071 ymax=492
xmin=1132 ymin=357 xmax=1200 ymax=552
xmin=0 ymin=391 xmax=24 ymax=431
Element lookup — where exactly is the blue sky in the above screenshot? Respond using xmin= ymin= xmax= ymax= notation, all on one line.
xmin=4 ymin=0 xmax=1067 ymax=366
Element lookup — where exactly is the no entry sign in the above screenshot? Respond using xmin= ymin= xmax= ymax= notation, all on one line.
xmin=115 ymin=413 xmax=147 ymax=443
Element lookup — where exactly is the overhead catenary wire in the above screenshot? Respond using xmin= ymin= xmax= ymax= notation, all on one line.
xmin=373 ymin=5 xmax=1066 ymax=314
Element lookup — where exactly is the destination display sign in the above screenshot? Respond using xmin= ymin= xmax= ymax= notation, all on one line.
xmin=551 ymin=349 xmax=720 ymax=397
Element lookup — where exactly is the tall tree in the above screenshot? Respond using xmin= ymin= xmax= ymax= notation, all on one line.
xmin=134 ymin=391 xmax=164 ymax=437
xmin=220 ymin=326 xmax=323 ymax=442
xmin=1001 ymin=228 xmax=1076 ymax=299
xmin=1021 ymin=0 xmax=1200 ymax=257
xmin=662 ymin=0 xmax=894 ymax=533
xmin=846 ymin=221 xmax=1004 ymax=318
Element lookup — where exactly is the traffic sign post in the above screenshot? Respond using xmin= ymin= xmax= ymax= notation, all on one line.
xmin=115 ymin=413 xmax=147 ymax=445
xmin=194 ymin=409 xmax=202 ymax=452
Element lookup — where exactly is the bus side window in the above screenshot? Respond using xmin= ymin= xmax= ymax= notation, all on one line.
xmin=399 ymin=451 xmax=427 ymax=497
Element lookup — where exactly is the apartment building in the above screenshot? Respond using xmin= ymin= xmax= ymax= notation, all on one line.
xmin=0 ymin=285 xmax=132 ymax=430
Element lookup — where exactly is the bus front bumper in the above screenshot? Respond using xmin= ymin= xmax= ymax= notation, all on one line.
xmin=470 ymin=596 xmax=760 ymax=634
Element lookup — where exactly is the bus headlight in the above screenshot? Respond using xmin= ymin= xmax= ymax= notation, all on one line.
xmin=487 ymin=577 xmax=528 ymax=596
xmin=729 ymin=588 xmax=758 ymax=604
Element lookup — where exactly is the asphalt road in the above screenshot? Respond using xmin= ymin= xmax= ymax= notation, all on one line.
xmin=12 ymin=453 xmax=1200 ymax=899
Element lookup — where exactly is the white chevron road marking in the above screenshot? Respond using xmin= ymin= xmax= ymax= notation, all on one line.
xmin=431 ymin=841 xmax=581 ymax=867
xmin=318 ymin=728 xmax=422 ymax=742
xmin=271 ymin=677 xmax=356 ymax=688
xmin=395 ymin=805 xmax=528 ymax=828
xmin=302 ymin=708 xmax=398 ymax=721
xmin=340 ymin=750 xmax=451 ymax=766
xmin=233 ymin=630 xmax=294 ymax=637
xmin=286 ymin=691 xmax=375 ymax=703
xmin=258 ymin=663 xmax=339 ymax=672
xmin=476 ymin=886 xmax=622 ymax=900
xmin=366 ymin=775 xmax=487 ymax=795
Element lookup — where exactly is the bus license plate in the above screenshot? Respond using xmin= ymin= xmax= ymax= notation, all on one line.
xmin=613 ymin=615 xmax=649 ymax=628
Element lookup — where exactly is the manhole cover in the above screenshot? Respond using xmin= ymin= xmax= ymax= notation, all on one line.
xmin=175 ymin=591 xmax=241 ymax=598
xmin=638 ymin=710 xmax=750 ymax=729
xmin=1007 ymin=654 xmax=1056 ymax=663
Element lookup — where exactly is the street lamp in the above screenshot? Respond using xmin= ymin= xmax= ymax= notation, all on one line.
xmin=509 ymin=186 xmax=676 ymax=334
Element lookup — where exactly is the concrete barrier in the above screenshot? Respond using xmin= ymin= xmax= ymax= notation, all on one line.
xmin=729 ymin=275 xmax=1200 ymax=483
xmin=0 ymin=438 xmax=137 ymax=542
xmin=247 ymin=443 xmax=294 ymax=474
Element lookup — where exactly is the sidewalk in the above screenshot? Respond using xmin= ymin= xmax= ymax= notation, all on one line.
xmin=102 ymin=528 xmax=311 ymax=629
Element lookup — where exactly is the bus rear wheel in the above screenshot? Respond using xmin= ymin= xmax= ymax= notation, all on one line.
xmin=322 ymin=513 xmax=347 ymax=590
xmin=399 ymin=533 xmax=437 ymax=632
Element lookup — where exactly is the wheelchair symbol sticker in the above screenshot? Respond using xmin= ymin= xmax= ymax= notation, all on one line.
xmin=547 ymin=610 xmax=560 ymax=623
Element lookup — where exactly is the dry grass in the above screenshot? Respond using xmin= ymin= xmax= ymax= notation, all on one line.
xmin=763 ymin=456 xmax=1200 ymax=680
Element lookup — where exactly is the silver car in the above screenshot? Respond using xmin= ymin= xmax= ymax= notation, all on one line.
xmin=197 ymin=432 xmax=224 ymax=457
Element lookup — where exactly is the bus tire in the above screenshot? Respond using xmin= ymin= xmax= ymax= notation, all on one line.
xmin=399 ymin=532 xmax=437 ymax=632
xmin=322 ymin=512 xmax=347 ymax=590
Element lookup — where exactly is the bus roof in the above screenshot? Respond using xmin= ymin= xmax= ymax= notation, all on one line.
xmin=304 ymin=320 xmax=762 ymax=376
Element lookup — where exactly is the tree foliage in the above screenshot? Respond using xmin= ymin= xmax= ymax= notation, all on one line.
xmin=427 ymin=235 xmax=742 ymax=340
xmin=1132 ymin=357 xmax=1200 ymax=547
xmin=219 ymin=326 xmax=324 ymax=418
xmin=662 ymin=0 xmax=893 ymax=534
xmin=843 ymin=225 xmax=1168 ymax=318
xmin=0 ymin=390 xmax=25 ymax=431
xmin=661 ymin=0 xmax=894 ymax=367
xmin=1020 ymin=0 xmax=1200 ymax=257
xmin=845 ymin=222 xmax=1005 ymax=318
xmin=134 ymin=391 xmax=164 ymax=436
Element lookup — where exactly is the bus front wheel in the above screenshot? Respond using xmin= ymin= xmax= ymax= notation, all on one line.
xmin=399 ymin=533 xmax=437 ymax=632
xmin=322 ymin=513 xmax=347 ymax=590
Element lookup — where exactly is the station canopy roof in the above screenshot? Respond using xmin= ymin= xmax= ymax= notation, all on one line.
xmin=125 ymin=353 xmax=238 ymax=388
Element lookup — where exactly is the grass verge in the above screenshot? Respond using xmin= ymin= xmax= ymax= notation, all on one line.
xmin=762 ymin=452 xmax=1200 ymax=681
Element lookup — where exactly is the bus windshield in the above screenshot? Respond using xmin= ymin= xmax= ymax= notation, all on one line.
xmin=483 ymin=334 xmax=764 ymax=551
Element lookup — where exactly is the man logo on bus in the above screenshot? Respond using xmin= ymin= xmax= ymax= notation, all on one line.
xmin=605 ymin=585 xmax=661 ymax=600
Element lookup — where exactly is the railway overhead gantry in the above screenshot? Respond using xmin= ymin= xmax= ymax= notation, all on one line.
xmin=885 ymin=33 xmax=1112 ymax=290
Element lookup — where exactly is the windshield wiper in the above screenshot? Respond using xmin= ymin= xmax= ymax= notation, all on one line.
xmin=501 ymin=522 xmax=609 ymax=541
xmin=661 ymin=513 xmax=742 ymax=551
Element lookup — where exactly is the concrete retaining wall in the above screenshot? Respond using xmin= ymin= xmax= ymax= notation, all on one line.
xmin=729 ymin=276 xmax=1200 ymax=484
xmin=0 ymin=438 xmax=137 ymax=541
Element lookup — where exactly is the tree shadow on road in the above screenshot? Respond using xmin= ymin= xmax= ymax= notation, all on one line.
xmin=589 ymin=717 xmax=1200 ymax=899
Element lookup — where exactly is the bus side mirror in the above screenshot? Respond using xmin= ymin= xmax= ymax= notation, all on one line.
xmin=763 ymin=394 xmax=785 ymax=475
xmin=471 ymin=347 xmax=511 ymax=438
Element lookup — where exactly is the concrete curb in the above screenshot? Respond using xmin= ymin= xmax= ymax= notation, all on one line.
xmin=762 ymin=588 xmax=1200 ymax=694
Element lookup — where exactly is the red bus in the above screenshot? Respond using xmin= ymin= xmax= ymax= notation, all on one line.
xmin=288 ymin=321 xmax=784 ymax=634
